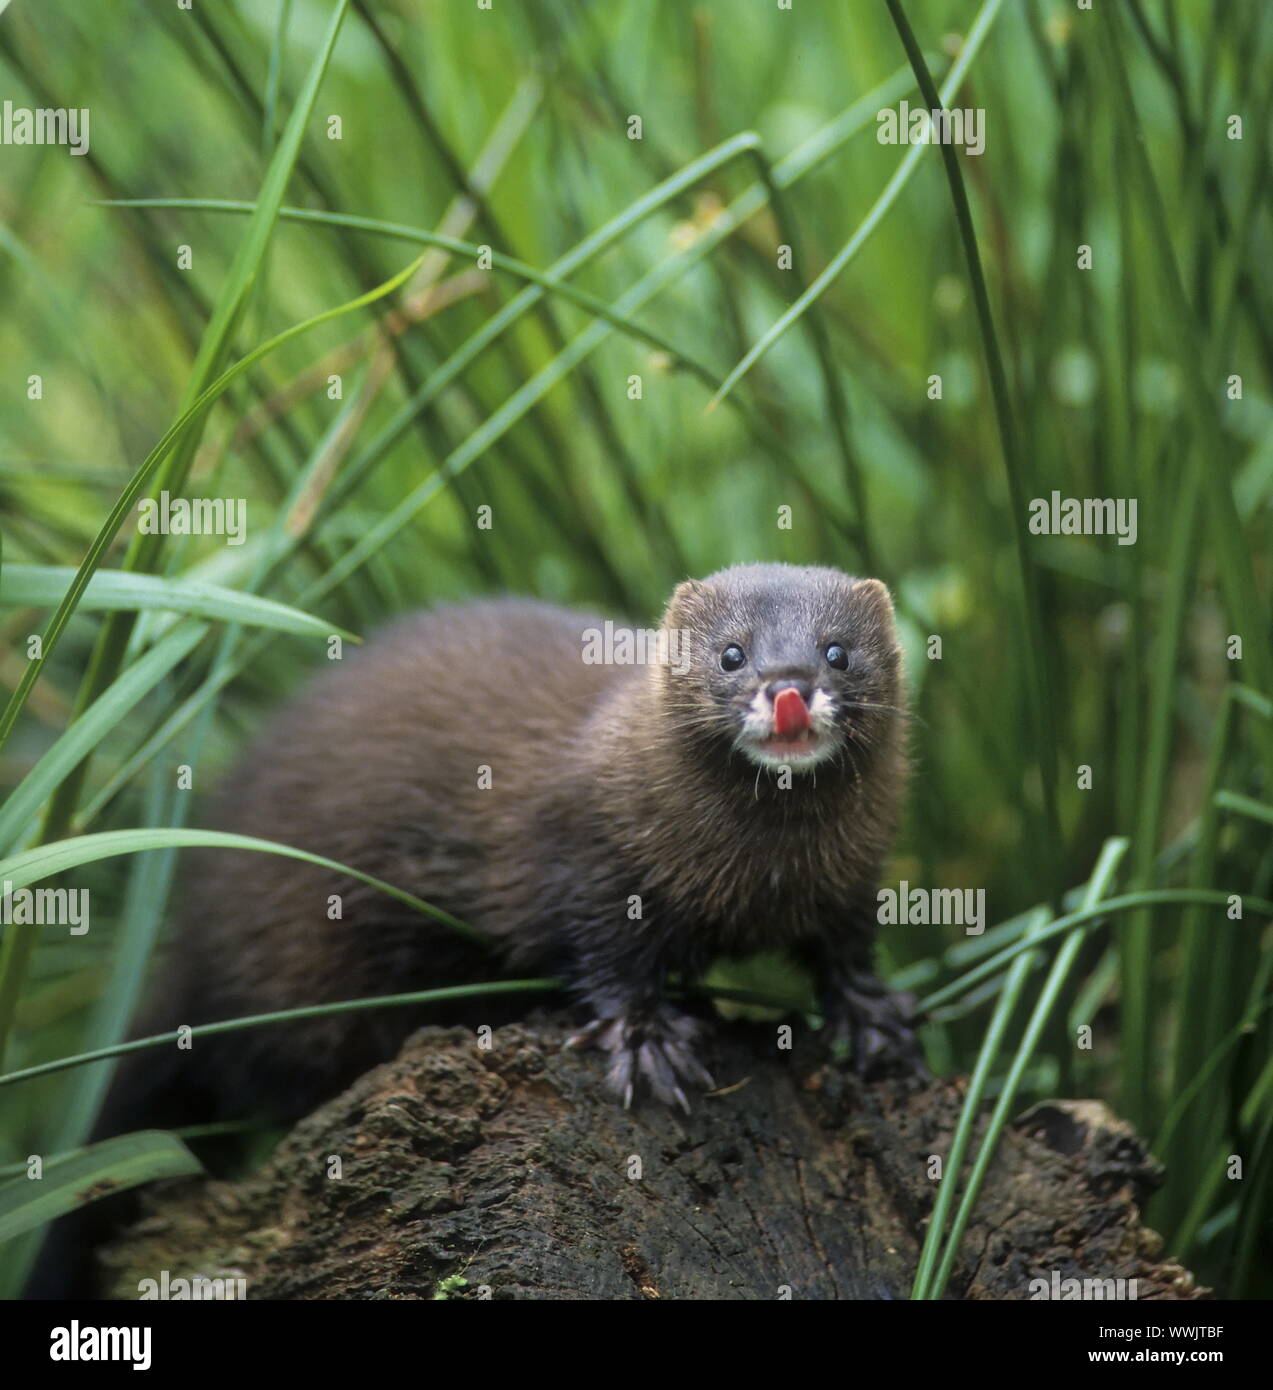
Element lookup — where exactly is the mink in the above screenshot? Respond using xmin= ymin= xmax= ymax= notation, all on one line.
xmin=29 ymin=563 xmax=923 ymax=1295
xmin=112 ymin=559 xmax=920 ymax=1115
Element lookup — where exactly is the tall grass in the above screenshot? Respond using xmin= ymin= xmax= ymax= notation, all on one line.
xmin=0 ymin=0 xmax=1269 ymax=1297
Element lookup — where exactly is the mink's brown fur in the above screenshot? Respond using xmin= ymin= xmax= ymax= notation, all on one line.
xmin=123 ymin=564 xmax=919 ymax=1123
xmin=30 ymin=563 xmax=924 ymax=1297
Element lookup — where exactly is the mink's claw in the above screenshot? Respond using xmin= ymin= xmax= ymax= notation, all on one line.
xmin=569 ymin=1006 xmax=715 ymax=1110
xmin=637 ymin=1037 xmax=701 ymax=1112
xmin=564 ymin=1019 xmax=605 ymax=1049
xmin=825 ymin=977 xmax=928 ymax=1080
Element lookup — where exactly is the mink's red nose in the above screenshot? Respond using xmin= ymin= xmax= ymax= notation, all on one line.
xmin=772 ymin=687 xmax=811 ymax=737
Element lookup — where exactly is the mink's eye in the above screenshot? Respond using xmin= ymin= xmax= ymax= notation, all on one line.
xmin=825 ymin=644 xmax=849 ymax=670
xmin=720 ymin=644 xmax=747 ymax=672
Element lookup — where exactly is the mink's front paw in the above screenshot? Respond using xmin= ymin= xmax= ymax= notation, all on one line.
xmin=824 ymin=973 xmax=927 ymax=1079
xmin=566 ymin=1005 xmax=715 ymax=1113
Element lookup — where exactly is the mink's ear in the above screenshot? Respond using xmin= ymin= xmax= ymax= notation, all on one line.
xmin=852 ymin=577 xmax=894 ymax=614
xmin=666 ymin=577 xmax=709 ymax=621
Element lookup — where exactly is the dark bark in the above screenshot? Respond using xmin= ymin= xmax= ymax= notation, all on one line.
xmin=100 ymin=1017 xmax=1206 ymax=1300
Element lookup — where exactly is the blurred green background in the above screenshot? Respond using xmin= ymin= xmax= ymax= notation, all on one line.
xmin=0 ymin=0 xmax=1270 ymax=1297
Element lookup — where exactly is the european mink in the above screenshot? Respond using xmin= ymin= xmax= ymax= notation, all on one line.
xmin=114 ymin=562 xmax=923 ymax=1128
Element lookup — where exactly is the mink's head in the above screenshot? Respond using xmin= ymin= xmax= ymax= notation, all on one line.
xmin=657 ymin=563 xmax=904 ymax=775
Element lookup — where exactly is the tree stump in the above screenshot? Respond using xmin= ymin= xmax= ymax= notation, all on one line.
xmin=99 ymin=1017 xmax=1206 ymax=1300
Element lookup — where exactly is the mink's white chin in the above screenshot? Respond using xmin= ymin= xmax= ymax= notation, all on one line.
xmin=734 ymin=687 xmax=840 ymax=771
xmin=736 ymin=731 xmax=839 ymax=771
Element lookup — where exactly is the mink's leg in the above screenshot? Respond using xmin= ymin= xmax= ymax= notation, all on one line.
xmin=562 ymin=943 xmax=715 ymax=1112
xmin=807 ymin=906 xmax=927 ymax=1078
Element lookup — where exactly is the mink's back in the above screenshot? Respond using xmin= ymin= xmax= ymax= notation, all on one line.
xmin=209 ymin=596 xmax=619 ymax=864
xmin=142 ymin=597 xmax=624 ymax=1121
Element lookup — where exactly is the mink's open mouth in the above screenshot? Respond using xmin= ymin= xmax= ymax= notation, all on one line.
xmin=758 ymin=729 xmax=819 ymax=755
xmin=731 ymin=686 xmax=842 ymax=770
xmin=736 ymin=725 xmax=836 ymax=769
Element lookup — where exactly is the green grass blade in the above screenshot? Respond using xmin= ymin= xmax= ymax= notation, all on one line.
xmin=1 ymin=565 xmax=353 ymax=640
xmin=919 ymin=889 xmax=1273 ymax=1014
xmin=95 ymin=198 xmax=728 ymax=388
xmin=926 ymin=838 xmax=1129 ymax=1299
xmin=910 ymin=906 xmax=1049 ymax=1299
xmin=1215 ymin=791 xmax=1273 ymax=827
xmin=710 ymin=0 xmax=1008 ymax=406
xmin=0 ymin=981 xmax=562 ymax=1092
xmin=0 ymin=1130 xmax=202 ymax=1245
xmin=0 ymin=246 xmax=424 ymax=760
xmin=0 ymin=827 xmax=483 ymax=943
xmin=882 ymin=0 xmax=1060 ymax=905
xmin=30 ymin=0 xmax=354 ymax=870
xmin=297 ymin=71 xmax=915 ymax=564
xmin=1096 ymin=5 xmax=1273 ymax=779
xmin=0 ymin=623 xmax=207 ymax=853
xmin=1154 ymin=995 xmax=1273 ymax=1159
xmin=158 ymin=0 xmax=351 ymax=424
